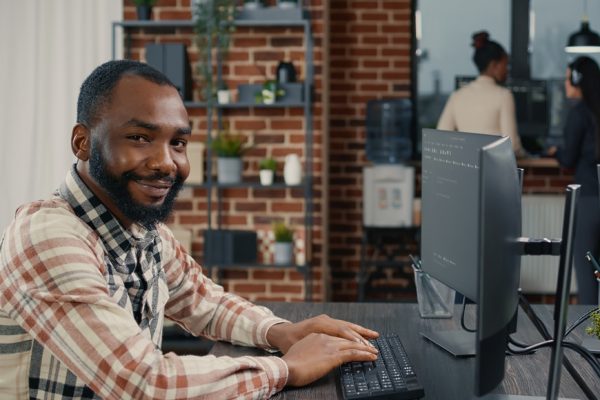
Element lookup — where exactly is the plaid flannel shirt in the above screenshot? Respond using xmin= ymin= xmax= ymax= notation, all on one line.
xmin=0 ymin=166 xmax=289 ymax=399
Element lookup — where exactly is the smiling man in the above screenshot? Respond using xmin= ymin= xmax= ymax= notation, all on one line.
xmin=0 ymin=60 xmax=378 ymax=399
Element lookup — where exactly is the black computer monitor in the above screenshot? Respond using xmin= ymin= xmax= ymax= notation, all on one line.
xmin=420 ymin=128 xmax=581 ymax=398
xmin=421 ymin=128 xmax=522 ymax=395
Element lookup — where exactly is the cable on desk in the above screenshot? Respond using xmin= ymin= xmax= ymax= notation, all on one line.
xmin=517 ymin=293 xmax=599 ymax=400
xmin=565 ymin=307 xmax=600 ymax=337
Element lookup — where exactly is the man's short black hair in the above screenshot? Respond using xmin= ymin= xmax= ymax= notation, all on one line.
xmin=77 ymin=60 xmax=177 ymax=127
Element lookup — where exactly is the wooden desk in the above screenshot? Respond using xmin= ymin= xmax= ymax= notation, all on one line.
xmin=209 ymin=302 xmax=600 ymax=399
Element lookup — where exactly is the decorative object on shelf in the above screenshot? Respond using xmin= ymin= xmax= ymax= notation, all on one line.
xmin=238 ymin=1 xmax=303 ymax=20
xmin=283 ymin=153 xmax=302 ymax=185
xmin=217 ymin=82 xmax=230 ymax=104
xmin=186 ymin=142 xmax=205 ymax=185
xmin=243 ymin=0 xmax=263 ymax=9
xmin=203 ymin=230 xmax=258 ymax=264
xmin=259 ymin=157 xmax=277 ymax=186
xmin=145 ymin=43 xmax=193 ymax=101
xmin=238 ymin=82 xmax=302 ymax=105
xmin=254 ymin=80 xmax=286 ymax=104
xmin=210 ymin=131 xmax=251 ymax=183
xmin=276 ymin=61 xmax=297 ymax=83
xmin=273 ymin=221 xmax=294 ymax=265
xmin=277 ymin=0 xmax=298 ymax=9
xmin=133 ymin=0 xmax=157 ymax=20
xmin=194 ymin=0 xmax=236 ymax=101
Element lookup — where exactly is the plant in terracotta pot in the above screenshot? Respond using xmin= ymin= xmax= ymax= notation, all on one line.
xmin=210 ymin=131 xmax=251 ymax=184
xmin=258 ymin=157 xmax=277 ymax=186
xmin=133 ymin=0 xmax=157 ymax=20
xmin=273 ymin=221 xmax=294 ymax=265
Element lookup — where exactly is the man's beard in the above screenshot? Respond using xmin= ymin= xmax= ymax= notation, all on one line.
xmin=88 ymin=141 xmax=184 ymax=228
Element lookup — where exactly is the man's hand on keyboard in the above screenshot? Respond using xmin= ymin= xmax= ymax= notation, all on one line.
xmin=282 ymin=333 xmax=379 ymax=387
xmin=267 ymin=314 xmax=379 ymax=354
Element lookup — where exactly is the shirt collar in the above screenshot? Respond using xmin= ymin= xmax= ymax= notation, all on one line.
xmin=58 ymin=165 xmax=158 ymax=265
xmin=475 ymin=75 xmax=497 ymax=85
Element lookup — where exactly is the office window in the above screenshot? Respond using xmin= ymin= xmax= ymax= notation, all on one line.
xmin=415 ymin=0 xmax=510 ymax=134
xmin=530 ymin=0 xmax=600 ymax=79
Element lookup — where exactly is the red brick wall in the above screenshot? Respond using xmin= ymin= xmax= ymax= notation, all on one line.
xmin=328 ymin=0 xmax=412 ymax=301
xmin=122 ymin=0 xmax=326 ymax=301
xmin=121 ymin=0 xmax=574 ymax=303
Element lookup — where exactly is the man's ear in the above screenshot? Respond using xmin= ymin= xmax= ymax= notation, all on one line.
xmin=72 ymin=123 xmax=91 ymax=161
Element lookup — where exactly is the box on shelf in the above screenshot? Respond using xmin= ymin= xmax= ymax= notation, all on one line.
xmin=186 ymin=142 xmax=204 ymax=185
xmin=203 ymin=230 xmax=257 ymax=264
xmin=236 ymin=6 xmax=306 ymax=21
xmin=145 ymin=43 xmax=193 ymax=101
xmin=237 ymin=82 xmax=303 ymax=105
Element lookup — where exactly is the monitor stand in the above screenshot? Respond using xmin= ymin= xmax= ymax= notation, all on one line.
xmin=420 ymin=330 xmax=475 ymax=357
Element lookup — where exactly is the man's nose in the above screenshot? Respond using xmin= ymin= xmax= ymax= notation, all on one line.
xmin=147 ymin=144 xmax=177 ymax=175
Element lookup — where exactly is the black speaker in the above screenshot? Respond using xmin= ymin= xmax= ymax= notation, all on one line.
xmin=145 ymin=43 xmax=193 ymax=101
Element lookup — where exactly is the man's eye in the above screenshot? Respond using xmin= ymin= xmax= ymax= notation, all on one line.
xmin=128 ymin=135 xmax=149 ymax=143
xmin=173 ymin=139 xmax=187 ymax=148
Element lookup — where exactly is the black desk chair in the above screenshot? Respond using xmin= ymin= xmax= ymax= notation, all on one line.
xmin=357 ymin=226 xmax=420 ymax=302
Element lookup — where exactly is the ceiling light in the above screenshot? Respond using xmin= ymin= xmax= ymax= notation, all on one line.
xmin=566 ymin=1 xmax=600 ymax=53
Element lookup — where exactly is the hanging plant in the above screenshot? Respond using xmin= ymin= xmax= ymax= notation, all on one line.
xmin=194 ymin=0 xmax=236 ymax=102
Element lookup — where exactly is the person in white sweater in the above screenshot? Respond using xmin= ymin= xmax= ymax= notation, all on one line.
xmin=437 ymin=31 xmax=526 ymax=157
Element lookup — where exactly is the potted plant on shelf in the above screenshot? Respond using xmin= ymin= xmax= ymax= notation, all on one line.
xmin=194 ymin=0 xmax=236 ymax=101
xmin=273 ymin=221 xmax=294 ymax=265
xmin=255 ymin=80 xmax=286 ymax=105
xmin=217 ymin=81 xmax=230 ymax=105
xmin=133 ymin=0 xmax=157 ymax=20
xmin=259 ymin=157 xmax=277 ymax=186
xmin=210 ymin=131 xmax=250 ymax=184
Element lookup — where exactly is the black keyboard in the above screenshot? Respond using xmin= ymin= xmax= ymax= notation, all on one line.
xmin=339 ymin=334 xmax=425 ymax=399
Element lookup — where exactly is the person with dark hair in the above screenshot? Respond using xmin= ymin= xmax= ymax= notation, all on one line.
xmin=437 ymin=31 xmax=526 ymax=157
xmin=549 ymin=56 xmax=600 ymax=304
xmin=0 ymin=60 xmax=379 ymax=399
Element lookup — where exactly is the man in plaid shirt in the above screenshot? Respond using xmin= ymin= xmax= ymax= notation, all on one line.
xmin=0 ymin=60 xmax=379 ymax=399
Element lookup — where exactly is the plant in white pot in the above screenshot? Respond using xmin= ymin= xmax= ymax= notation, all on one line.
xmin=273 ymin=221 xmax=294 ymax=265
xmin=258 ymin=157 xmax=277 ymax=186
xmin=210 ymin=131 xmax=250 ymax=184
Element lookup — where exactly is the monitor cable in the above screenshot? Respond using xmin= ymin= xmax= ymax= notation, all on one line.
xmin=460 ymin=296 xmax=476 ymax=333
xmin=513 ymin=292 xmax=599 ymax=400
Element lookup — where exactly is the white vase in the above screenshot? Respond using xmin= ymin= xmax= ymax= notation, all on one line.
xmin=217 ymin=90 xmax=230 ymax=104
xmin=259 ymin=169 xmax=274 ymax=185
xmin=283 ymin=154 xmax=302 ymax=185
xmin=274 ymin=242 xmax=293 ymax=265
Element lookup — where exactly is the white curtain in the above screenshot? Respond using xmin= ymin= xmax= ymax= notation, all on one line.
xmin=0 ymin=0 xmax=122 ymax=231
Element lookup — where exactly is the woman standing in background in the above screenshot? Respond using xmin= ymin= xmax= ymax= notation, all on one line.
xmin=551 ymin=56 xmax=600 ymax=304
xmin=437 ymin=31 xmax=526 ymax=157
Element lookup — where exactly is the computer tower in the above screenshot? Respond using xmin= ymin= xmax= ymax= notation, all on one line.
xmin=145 ymin=43 xmax=193 ymax=101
